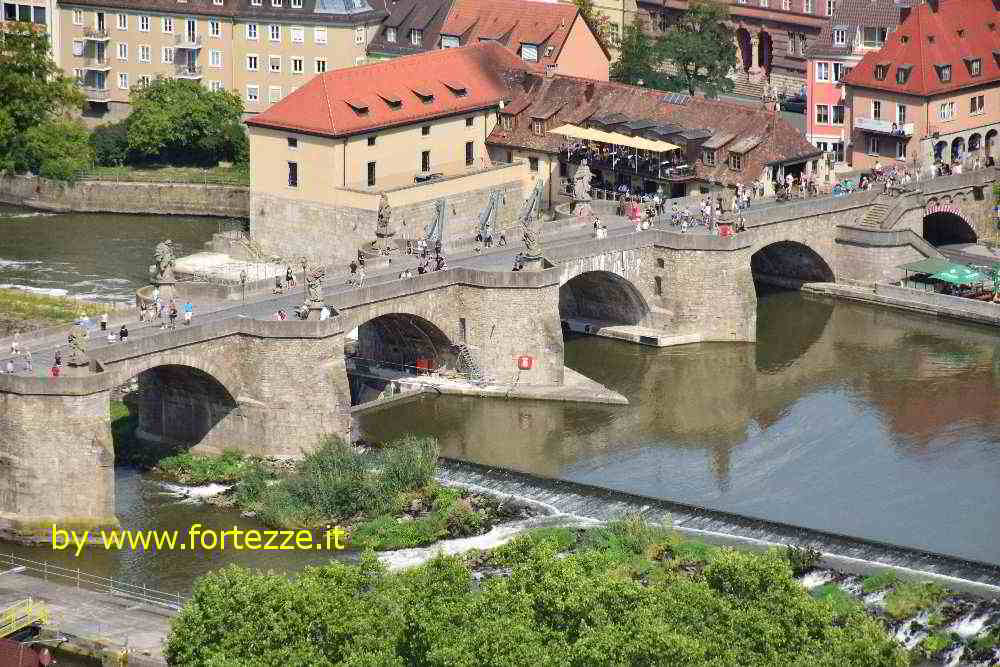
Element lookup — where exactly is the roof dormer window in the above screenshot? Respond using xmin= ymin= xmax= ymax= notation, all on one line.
xmin=386 ymin=27 xmax=396 ymax=43
xmin=521 ymin=43 xmax=538 ymax=62
xmin=346 ymin=98 xmax=369 ymax=115
xmin=874 ymin=63 xmax=888 ymax=80
xmin=442 ymin=80 xmax=467 ymax=97
xmin=441 ymin=34 xmax=459 ymax=48
xmin=895 ymin=65 xmax=912 ymax=84
xmin=410 ymin=28 xmax=422 ymax=46
xmin=965 ymin=58 xmax=982 ymax=77
xmin=412 ymin=87 xmax=434 ymax=104
xmin=936 ymin=64 xmax=951 ymax=82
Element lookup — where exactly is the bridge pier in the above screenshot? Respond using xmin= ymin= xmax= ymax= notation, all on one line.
xmin=0 ymin=384 xmax=117 ymax=540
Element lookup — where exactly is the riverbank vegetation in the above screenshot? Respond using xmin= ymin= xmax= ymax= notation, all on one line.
xmin=148 ymin=436 xmax=533 ymax=550
xmin=165 ymin=516 xmax=909 ymax=666
xmin=0 ymin=287 xmax=104 ymax=335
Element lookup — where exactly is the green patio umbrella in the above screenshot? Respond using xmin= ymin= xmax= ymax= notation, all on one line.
xmin=931 ymin=265 xmax=984 ymax=285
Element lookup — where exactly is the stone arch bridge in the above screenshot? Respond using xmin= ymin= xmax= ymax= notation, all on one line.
xmin=0 ymin=168 xmax=995 ymax=537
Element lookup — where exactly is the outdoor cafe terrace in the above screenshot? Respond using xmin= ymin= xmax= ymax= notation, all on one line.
xmin=899 ymin=257 xmax=1000 ymax=302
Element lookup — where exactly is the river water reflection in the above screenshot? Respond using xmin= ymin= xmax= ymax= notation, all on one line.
xmin=359 ymin=289 xmax=1000 ymax=565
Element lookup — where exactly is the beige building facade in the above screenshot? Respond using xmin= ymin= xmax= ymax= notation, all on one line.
xmin=56 ymin=0 xmax=384 ymax=122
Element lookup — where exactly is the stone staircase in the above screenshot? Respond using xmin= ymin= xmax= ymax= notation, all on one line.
xmin=729 ymin=78 xmax=763 ymax=99
xmin=858 ymin=195 xmax=893 ymax=227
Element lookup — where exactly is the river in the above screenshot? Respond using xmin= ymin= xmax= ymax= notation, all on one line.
xmin=1 ymin=209 xmax=998 ymax=592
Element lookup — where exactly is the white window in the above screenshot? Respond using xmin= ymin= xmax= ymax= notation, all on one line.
xmin=787 ymin=32 xmax=794 ymax=54
xmin=291 ymin=26 xmax=304 ymax=43
xmin=798 ymin=34 xmax=806 ymax=55
xmin=872 ymin=100 xmax=881 ymax=119
xmin=213 ymin=0 xmax=223 ymax=5
xmin=210 ymin=80 xmax=224 ymax=92
xmin=73 ymin=9 xmax=83 ymax=25
xmin=315 ymin=57 xmax=326 ymax=73
xmin=116 ymin=13 xmax=127 ymax=30
xmin=803 ymin=0 xmax=813 ymax=12
xmin=937 ymin=101 xmax=954 ymax=120
xmin=269 ymin=85 xmax=281 ymax=103
xmin=72 ymin=39 xmax=84 ymax=56
xmin=72 ymin=68 xmax=83 ymax=81
xmin=782 ymin=0 xmax=790 ymax=9
xmin=291 ymin=57 xmax=303 ymax=73
xmin=815 ymin=104 xmax=829 ymax=124
xmin=387 ymin=27 xmax=397 ymax=43
xmin=833 ymin=28 xmax=845 ymax=45
xmin=118 ymin=72 xmax=128 ymax=89
xmin=246 ymin=85 xmax=259 ymax=103
xmin=269 ymin=24 xmax=280 ymax=41
xmin=291 ymin=0 xmax=302 ymax=6
xmin=867 ymin=135 xmax=879 ymax=155
xmin=139 ymin=15 xmax=149 ymax=31
xmin=246 ymin=23 xmax=257 ymax=40
xmin=410 ymin=28 xmax=422 ymax=45
xmin=759 ymin=0 xmax=768 ymax=6
xmin=970 ymin=95 xmax=985 ymax=115
xmin=138 ymin=74 xmax=151 ymax=87
xmin=826 ymin=0 xmax=834 ymax=15
xmin=314 ymin=27 xmax=327 ymax=44
xmin=162 ymin=46 xmax=175 ymax=63
xmin=162 ymin=17 xmax=173 ymax=33
xmin=271 ymin=0 xmax=281 ymax=6
xmin=246 ymin=54 xmax=258 ymax=71
xmin=521 ymin=43 xmax=538 ymax=61
xmin=816 ymin=62 xmax=829 ymax=81
xmin=117 ymin=42 xmax=127 ymax=60
xmin=139 ymin=44 xmax=150 ymax=62
xmin=354 ymin=25 xmax=364 ymax=45
xmin=269 ymin=55 xmax=281 ymax=72
xmin=832 ymin=104 xmax=845 ymax=124
xmin=897 ymin=103 xmax=906 ymax=124
xmin=833 ymin=62 xmax=847 ymax=81
xmin=442 ymin=35 xmax=460 ymax=48
xmin=210 ymin=20 xmax=220 ymax=37
xmin=210 ymin=49 xmax=222 ymax=67
xmin=896 ymin=139 xmax=905 ymax=160
xmin=250 ymin=0 xmax=260 ymax=5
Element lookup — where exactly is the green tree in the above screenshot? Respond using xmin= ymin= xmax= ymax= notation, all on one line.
xmin=90 ymin=120 xmax=131 ymax=167
xmin=610 ymin=19 xmax=665 ymax=88
xmin=126 ymin=78 xmax=247 ymax=166
xmin=659 ymin=0 xmax=738 ymax=98
xmin=19 ymin=119 xmax=94 ymax=182
xmin=573 ymin=0 xmax=613 ymax=52
xmin=0 ymin=23 xmax=85 ymax=178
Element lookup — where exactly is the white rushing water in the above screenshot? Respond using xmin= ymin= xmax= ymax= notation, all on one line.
xmin=158 ymin=481 xmax=231 ymax=503
xmin=0 ymin=282 xmax=69 ymax=297
xmin=797 ymin=569 xmax=835 ymax=590
xmin=948 ymin=611 xmax=991 ymax=639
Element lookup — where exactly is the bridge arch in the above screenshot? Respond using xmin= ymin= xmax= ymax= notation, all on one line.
xmin=923 ymin=209 xmax=977 ymax=246
xmin=559 ymin=270 xmax=650 ymax=327
xmin=751 ymin=240 xmax=835 ymax=284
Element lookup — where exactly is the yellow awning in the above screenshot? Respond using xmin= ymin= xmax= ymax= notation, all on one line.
xmin=549 ymin=124 xmax=680 ymax=152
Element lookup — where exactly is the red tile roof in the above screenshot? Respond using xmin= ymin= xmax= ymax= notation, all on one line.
xmin=440 ymin=0 xmax=604 ymax=67
xmin=844 ymin=0 xmax=1000 ymax=96
xmin=245 ymin=42 xmax=529 ymax=138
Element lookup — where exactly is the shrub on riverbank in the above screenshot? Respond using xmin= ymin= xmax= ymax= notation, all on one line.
xmin=0 ymin=287 xmax=104 ymax=335
xmin=165 ymin=520 xmax=908 ymax=666
xmin=156 ymin=450 xmax=252 ymax=485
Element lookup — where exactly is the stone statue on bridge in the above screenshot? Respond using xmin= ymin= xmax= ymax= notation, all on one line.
xmin=304 ymin=262 xmax=326 ymax=304
xmin=571 ymin=160 xmax=594 ymax=217
xmin=66 ymin=324 xmax=88 ymax=367
xmin=519 ymin=179 xmax=544 ymax=260
xmin=373 ymin=193 xmax=396 ymax=254
xmin=149 ymin=239 xmax=176 ymax=284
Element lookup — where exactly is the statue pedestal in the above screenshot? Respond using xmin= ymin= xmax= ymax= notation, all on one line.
xmin=151 ymin=280 xmax=176 ymax=303
xmin=303 ymin=302 xmax=326 ymax=320
xmin=63 ymin=359 xmax=91 ymax=376
xmin=519 ymin=255 xmax=546 ymax=272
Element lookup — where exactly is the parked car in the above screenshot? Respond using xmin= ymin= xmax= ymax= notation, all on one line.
xmin=780 ymin=93 xmax=806 ymax=113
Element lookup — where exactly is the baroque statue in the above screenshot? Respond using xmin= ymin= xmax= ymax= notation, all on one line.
xmin=149 ymin=239 xmax=176 ymax=284
xmin=520 ymin=180 xmax=544 ymax=259
xmin=573 ymin=160 xmax=594 ymax=203
xmin=304 ymin=263 xmax=326 ymax=304
xmin=376 ymin=194 xmax=392 ymax=237
xmin=67 ymin=324 xmax=88 ymax=366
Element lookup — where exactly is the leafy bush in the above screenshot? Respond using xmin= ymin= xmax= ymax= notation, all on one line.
xmin=90 ymin=120 xmax=130 ymax=166
xmin=884 ymin=581 xmax=946 ymax=620
xmin=166 ymin=543 xmax=909 ymax=666
xmin=577 ymin=513 xmax=671 ymax=560
xmin=784 ymin=545 xmax=823 ymax=577
xmin=19 ymin=119 xmax=93 ymax=182
xmin=918 ymin=632 xmax=953 ymax=657
xmin=156 ymin=450 xmax=250 ymax=485
xmin=811 ymin=582 xmax=861 ymax=618
xmin=862 ymin=570 xmax=899 ymax=593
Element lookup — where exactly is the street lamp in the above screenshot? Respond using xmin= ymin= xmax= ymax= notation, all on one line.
xmin=240 ymin=269 xmax=247 ymax=302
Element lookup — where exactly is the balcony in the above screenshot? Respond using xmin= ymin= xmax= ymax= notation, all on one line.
xmin=82 ymin=86 xmax=110 ymax=102
xmin=83 ymin=27 xmax=109 ymax=41
xmin=82 ymin=57 xmax=111 ymax=71
xmin=174 ymin=33 xmax=202 ymax=49
xmin=854 ymin=117 xmax=914 ymax=137
xmin=174 ymin=64 xmax=203 ymax=79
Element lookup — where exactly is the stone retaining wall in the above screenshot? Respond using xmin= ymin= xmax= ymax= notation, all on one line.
xmin=0 ymin=174 xmax=249 ymax=218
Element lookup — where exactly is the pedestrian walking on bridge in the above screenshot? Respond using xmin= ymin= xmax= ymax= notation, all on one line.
xmin=183 ymin=301 xmax=193 ymax=325
xmin=119 ymin=324 xmax=129 ymax=343
xmin=100 ymin=312 xmax=108 ymax=332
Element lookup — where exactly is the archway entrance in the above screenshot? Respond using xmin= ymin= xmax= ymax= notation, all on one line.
xmin=559 ymin=271 xmax=650 ymax=330
xmin=736 ymin=28 xmax=753 ymax=73
xmin=751 ymin=241 xmax=835 ymax=289
xmin=951 ymin=137 xmax=965 ymax=163
xmin=129 ymin=364 xmax=239 ymax=452
xmin=346 ymin=313 xmax=456 ymax=405
xmin=758 ymin=31 xmax=773 ymax=79
xmin=923 ymin=211 xmax=977 ymax=246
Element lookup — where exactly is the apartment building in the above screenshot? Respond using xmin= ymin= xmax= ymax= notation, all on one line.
xmin=368 ymin=0 xmax=611 ymax=81
xmin=57 ymin=0 xmax=386 ymax=121
xmin=639 ymin=0 xmax=832 ymax=94
xmin=844 ymin=0 xmax=1000 ymax=171
xmin=4 ymin=0 xmax=61 ymax=64
xmin=805 ymin=0 xmax=901 ymax=168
